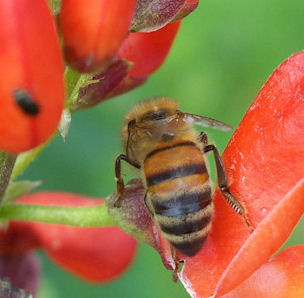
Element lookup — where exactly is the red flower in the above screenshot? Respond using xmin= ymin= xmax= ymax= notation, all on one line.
xmin=177 ymin=51 xmax=304 ymax=296
xmin=1 ymin=52 xmax=303 ymax=297
xmin=0 ymin=0 xmax=64 ymax=154
xmin=0 ymin=192 xmax=136 ymax=293
xmin=224 ymin=245 xmax=304 ymax=297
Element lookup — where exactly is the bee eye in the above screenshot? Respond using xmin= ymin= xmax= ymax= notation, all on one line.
xmin=140 ymin=109 xmax=169 ymax=121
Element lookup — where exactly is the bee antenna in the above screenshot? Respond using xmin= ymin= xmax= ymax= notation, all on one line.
xmin=126 ymin=120 xmax=135 ymax=156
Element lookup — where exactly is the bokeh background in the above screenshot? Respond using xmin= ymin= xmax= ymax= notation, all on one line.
xmin=20 ymin=0 xmax=304 ymax=297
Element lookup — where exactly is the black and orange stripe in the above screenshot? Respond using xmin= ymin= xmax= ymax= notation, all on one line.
xmin=144 ymin=141 xmax=213 ymax=257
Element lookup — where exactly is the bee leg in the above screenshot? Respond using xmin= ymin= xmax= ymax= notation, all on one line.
xmin=143 ymin=192 xmax=154 ymax=217
xmin=203 ymin=144 xmax=254 ymax=231
xmin=170 ymin=247 xmax=183 ymax=282
xmin=114 ymin=154 xmax=140 ymax=207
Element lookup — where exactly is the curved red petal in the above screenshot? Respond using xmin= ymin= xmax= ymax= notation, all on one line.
xmin=103 ymin=74 xmax=147 ymax=100
xmin=180 ymin=52 xmax=304 ymax=297
xmin=16 ymin=192 xmax=137 ymax=282
xmin=0 ymin=222 xmax=41 ymax=254
xmin=0 ymin=0 xmax=64 ymax=154
xmin=42 ymin=225 xmax=136 ymax=282
xmin=16 ymin=191 xmax=104 ymax=207
xmin=118 ymin=20 xmax=181 ymax=77
xmin=223 ymin=245 xmax=304 ymax=298
xmin=215 ymin=179 xmax=304 ymax=296
xmin=60 ymin=0 xmax=136 ymax=72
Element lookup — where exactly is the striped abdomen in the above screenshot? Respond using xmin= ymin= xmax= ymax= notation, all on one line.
xmin=144 ymin=141 xmax=213 ymax=257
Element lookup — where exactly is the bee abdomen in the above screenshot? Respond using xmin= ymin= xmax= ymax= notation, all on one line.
xmin=152 ymin=187 xmax=213 ymax=257
xmin=166 ymin=229 xmax=210 ymax=257
xmin=152 ymin=188 xmax=212 ymax=217
xmin=144 ymin=141 xmax=212 ymax=256
xmin=156 ymin=209 xmax=212 ymax=257
xmin=146 ymin=163 xmax=206 ymax=187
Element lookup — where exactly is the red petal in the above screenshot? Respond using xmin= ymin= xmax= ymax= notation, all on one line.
xmin=17 ymin=191 xmax=102 ymax=207
xmin=104 ymin=74 xmax=147 ymax=100
xmin=223 ymin=246 xmax=304 ymax=298
xmin=37 ymin=224 xmax=136 ymax=282
xmin=215 ymin=179 xmax=304 ymax=296
xmin=180 ymin=52 xmax=304 ymax=296
xmin=118 ymin=21 xmax=181 ymax=77
xmin=0 ymin=222 xmax=41 ymax=254
xmin=60 ymin=0 xmax=136 ymax=72
xmin=0 ymin=0 xmax=64 ymax=154
xmin=16 ymin=192 xmax=137 ymax=282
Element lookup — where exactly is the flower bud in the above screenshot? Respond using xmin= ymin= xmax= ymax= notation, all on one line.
xmin=131 ymin=0 xmax=185 ymax=32
xmin=60 ymin=0 xmax=136 ymax=72
xmin=0 ymin=0 xmax=64 ymax=154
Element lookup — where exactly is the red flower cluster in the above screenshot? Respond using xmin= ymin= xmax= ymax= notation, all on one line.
xmin=0 ymin=192 xmax=136 ymax=294
xmin=0 ymin=0 xmax=195 ymax=154
xmin=0 ymin=0 xmax=200 ymax=295
xmin=0 ymin=0 xmax=303 ymax=297
xmin=1 ymin=52 xmax=304 ymax=297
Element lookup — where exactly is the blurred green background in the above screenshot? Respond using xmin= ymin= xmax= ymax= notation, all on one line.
xmin=20 ymin=0 xmax=304 ymax=297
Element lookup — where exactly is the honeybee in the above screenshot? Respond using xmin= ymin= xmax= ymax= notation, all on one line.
xmin=115 ymin=97 xmax=251 ymax=257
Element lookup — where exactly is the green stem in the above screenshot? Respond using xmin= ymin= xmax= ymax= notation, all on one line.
xmin=0 ymin=203 xmax=117 ymax=227
xmin=0 ymin=152 xmax=17 ymax=203
xmin=50 ymin=0 xmax=61 ymax=14
xmin=65 ymin=67 xmax=91 ymax=109
xmin=11 ymin=139 xmax=51 ymax=181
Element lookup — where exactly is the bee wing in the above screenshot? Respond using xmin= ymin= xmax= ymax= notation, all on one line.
xmin=181 ymin=112 xmax=233 ymax=131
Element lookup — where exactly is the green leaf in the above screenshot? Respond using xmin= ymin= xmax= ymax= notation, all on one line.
xmin=2 ymin=180 xmax=42 ymax=204
xmin=0 ymin=151 xmax=16 ymax=204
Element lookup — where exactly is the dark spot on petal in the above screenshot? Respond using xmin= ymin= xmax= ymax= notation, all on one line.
xmin=14 ymin=89 xmax=39 ymax=116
